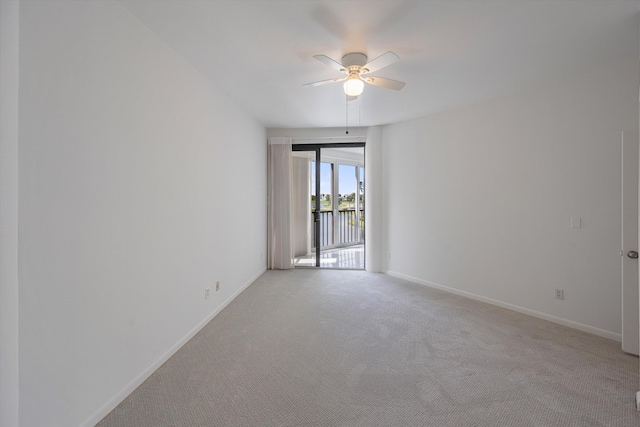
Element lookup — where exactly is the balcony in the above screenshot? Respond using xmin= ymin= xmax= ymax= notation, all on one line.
xmin=293 ymin=209 xmax=364 ymax=269
xmin=294 ymin=244 xmax=364 ymax=269
xmin=314 ymin=209 xmax=364 ymax=247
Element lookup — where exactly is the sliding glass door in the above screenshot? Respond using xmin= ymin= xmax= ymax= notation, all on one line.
xmin=292 ymin=143 xmax=365 ymax=269
xmin=291 ymin=147 xmax=320 ymax=267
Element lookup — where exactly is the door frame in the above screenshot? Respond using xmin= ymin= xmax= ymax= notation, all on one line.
xmin=622 ymin=130 xmax=639 ymax=355
xmin=292 ymin=142 xmax=366 ymax=268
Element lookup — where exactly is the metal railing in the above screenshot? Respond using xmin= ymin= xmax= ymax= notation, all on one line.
xmin=312 ymin=209 xmax=364 ymax=248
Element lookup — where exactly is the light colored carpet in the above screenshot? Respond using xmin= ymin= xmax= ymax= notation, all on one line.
xmin=98 ymin=269 xmax=639 ymax=426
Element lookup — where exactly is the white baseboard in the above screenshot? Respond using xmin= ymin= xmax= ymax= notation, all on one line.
xmin=81 ymin=266 xmax=267 ymax=427
xmin=385 ymin=270 xmax=621 ymax=342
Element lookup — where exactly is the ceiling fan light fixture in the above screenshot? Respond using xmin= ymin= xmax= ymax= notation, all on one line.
xmin=344 ymin=76 xmax=364 ymax=96
xmin=306 ymin=51 xmax=404 ymax=95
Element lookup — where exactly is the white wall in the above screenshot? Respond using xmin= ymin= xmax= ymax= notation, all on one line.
xmin=18 ymin=2 xmax=266 ymax=426
xmin=0 ymin=1 xmax=20 ymax=426
xmin=382 ymin=58 xmax=639 ymax=339
xmin=365 ymin=126 xmax=383 ymax=272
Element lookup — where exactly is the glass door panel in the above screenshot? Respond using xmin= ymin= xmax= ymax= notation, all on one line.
xmin=291 ymin=149 xmax=318 ymax=267
xmin=292 ymin=143 xmax=365 ymax=269
xmin=338 ymin=164 xmax=358 ymax=245
xmin=359 ymin=166 xmax=365 ymax=242
xmin=314 ymin=161 xmax=334 ymax=248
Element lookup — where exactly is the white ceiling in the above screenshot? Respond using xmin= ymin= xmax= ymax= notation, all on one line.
xmin=119 ymin=0 xmax=639 ymax=129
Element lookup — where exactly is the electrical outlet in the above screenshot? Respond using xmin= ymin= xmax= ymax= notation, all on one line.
xmin=387 ymin=252 xmax=391 ymax=260
xmin=216 ymin=281 xmax=220 ymax=291
xmin=555 ymin=289 xmax=564 ymax=300
xmin=205 ymin=288 xmax=210 ymax=300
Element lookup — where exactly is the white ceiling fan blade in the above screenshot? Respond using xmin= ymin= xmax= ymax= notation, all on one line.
xmin=303 ymin=77 xmax=346 ymax=87
xmin=361 ymin=51 xmax=400 ymax=74
xmin=313 ymin=54 xmax=346 ymax=73
xmin=363 ymin=76 xmax=405 ymax=90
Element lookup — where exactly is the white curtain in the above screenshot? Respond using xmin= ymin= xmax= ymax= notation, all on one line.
xmin=291 ymin=156 xmax=311 ymax=257
xmin=267 ymin=138 xmax=294 ymax=269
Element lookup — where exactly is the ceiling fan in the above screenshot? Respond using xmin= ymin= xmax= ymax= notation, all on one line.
xmin=304 ymin=51 xmax=405 ymax=97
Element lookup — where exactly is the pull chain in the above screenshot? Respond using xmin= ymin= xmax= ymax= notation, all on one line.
xmin=345 ymin=94 xmax=349 ymax=134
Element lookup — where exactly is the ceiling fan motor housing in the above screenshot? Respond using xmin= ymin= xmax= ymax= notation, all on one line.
xmin=341 ymin=52 xmax=368 ymax=68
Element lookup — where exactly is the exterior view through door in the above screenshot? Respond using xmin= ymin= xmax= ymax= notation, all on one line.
xmin=292 ymin=144 xmax=365 ymax=269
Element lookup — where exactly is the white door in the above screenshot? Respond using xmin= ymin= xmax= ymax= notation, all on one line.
xmin=621 ymin=130 xmax=639 ymax=355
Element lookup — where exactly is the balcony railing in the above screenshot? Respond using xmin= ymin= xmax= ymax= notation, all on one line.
xmin=312 ymin=209 xmax=364 ymax=248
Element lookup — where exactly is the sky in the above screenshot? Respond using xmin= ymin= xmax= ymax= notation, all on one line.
xmin=311 ymin=162 xmax=364 ymax=196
